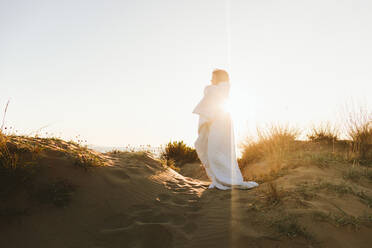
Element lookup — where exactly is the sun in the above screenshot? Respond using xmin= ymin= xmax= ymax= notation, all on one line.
xmin=222 ymin=98 xmax=232 ymax=113
xmin=221 ymin=91 xmax=257 ymax=144
xmin=221 ymin=98 xmax=244 ymax=130
xmin=222 ymin=98 xmax=244 ymax=124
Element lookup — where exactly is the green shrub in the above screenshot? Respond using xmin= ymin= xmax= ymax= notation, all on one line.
xmin=71 ymin=147 xmax=104 ymax=170
xmin=160 ymin=140 xmax=199 ymax=166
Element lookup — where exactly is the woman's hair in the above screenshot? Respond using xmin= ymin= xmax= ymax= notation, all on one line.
xmin=212 ymin=69 xmax=230 ymax=83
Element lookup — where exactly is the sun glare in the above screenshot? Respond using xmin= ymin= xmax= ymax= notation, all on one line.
xmin=223 ymin=97 xmax=249 ymax=123
xmin=224 ymin=98 xmax=242 ymax=126
xmin=222 ymin=99 xmax=232 ymax=113
xmin=223 ymin=89 xmax=257 ymax=146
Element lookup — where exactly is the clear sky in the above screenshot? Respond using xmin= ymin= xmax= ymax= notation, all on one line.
xmin=1 ymin=0 xmax=371 ymax=148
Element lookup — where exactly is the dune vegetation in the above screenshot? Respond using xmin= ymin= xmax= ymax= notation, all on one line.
xmin=1 ymin=103 xmax=371 ymax=248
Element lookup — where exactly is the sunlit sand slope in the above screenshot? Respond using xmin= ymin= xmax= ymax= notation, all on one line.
xmin=1 ymin=137 xmax=372 ymax=248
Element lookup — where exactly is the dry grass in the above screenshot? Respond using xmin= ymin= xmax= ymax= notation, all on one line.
xmin=342 ymin=166 xmax=372 ymax=182
xmin=0 ymin=132 xmax=40 ymax=199
xmin=311 ymin=211 xmax=366 ymax=230
xmin=237 ymin=104 xmax=372 ymax=183
xmin=343 ymin=103 xmax=372 ymax=162
xmin=239 ymin=123 xmax=301 ymax=167
xmin=238 ymin=113 xmax=371 ymax=183
xmin=0 ymin=131 xmax=18 ymax=169
xmin=256 ymin=123 xmax=301 ymax=161
xmin=355 ymin=190 xmax=372 ymax=208
xmin=0 ymin=132 xmax=109 ymax=224
xmin=307 ymin=121 xmax=339 ymax=144
xmin=294 ymin=182 xmax=317 ymax=201
xmin=269 ymin=213 xmax=313 ymax=240
xmin=107 ymin=149 xmax=124 ymax=155
xmin=297 ymin=179 xmax=372 ymax=208
xmin=263 ymin=181 xmax=283 ymax=206
xmin=0 ymin=100 xmax=10 ymax=132
xmin=300 ymin=150 xmax=347 ymax=168
xmin=313 ymin=181 xmax=354 ymax=196
xmin=1 ymin=131 xmax=106 ymax=203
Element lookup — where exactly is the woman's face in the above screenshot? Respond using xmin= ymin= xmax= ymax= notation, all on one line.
xmin=211 ymin=73 xmax=218 ymax=85
xmin=211 ymin=72 xmax=229 ymax=85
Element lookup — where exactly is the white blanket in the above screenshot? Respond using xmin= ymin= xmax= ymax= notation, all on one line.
xmin=192 ymin=82 xmax=258 ymax=190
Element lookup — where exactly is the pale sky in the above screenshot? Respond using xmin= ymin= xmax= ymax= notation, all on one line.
xmin=1 ymin=0 xmax=371 ymax=149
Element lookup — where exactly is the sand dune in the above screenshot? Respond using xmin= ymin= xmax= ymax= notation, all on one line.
xmin=1 ymin=138 xmax=372 ymax=248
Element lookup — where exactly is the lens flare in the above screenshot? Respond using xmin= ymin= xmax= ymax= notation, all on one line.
xmin=222 ymin=99 xmax=232 ymax=113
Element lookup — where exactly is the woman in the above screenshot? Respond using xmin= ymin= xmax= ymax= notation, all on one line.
xmin=192 ymin=69 xmax=259 ymax=190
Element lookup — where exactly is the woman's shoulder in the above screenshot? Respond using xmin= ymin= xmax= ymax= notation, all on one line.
xmin=203 ymin=84 xmax=216 ymax=95
xmin=203 ymin=82 xmax=230 ymax=96
xmin=218 ymin=81 xmax=230 ymax=87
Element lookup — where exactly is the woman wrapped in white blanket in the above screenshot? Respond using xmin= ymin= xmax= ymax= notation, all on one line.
xmin=192 ymin=69 xmax=259 ymax=190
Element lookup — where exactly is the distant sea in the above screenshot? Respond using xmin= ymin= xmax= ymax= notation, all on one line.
xmin=88 ymin=144 xmax=163 ymax=158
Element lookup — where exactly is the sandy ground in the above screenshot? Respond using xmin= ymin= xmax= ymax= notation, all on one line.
xmin=1 ymin=144 xmax=372 ymax=248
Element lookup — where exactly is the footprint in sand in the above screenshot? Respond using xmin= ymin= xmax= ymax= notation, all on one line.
xmin=164 ymin=181 xmax=195 ymax=193
xmin=175 ymin=179 xmax=186 ymax=185
xmin=141 ymin=164 xmax=156 ymax=173
xmin=156 ymin=193 xmax=196 ymax=207
xmin=164 ymin=180 xmax=178 ymax=187
xmin=185 ymin=180 xmax=198 ymax=185
xmin=174 ymin=187 xmax=192 ymax=193
xmin=190 ymin=184 xmax=207 ymax=189
xmin=181 ymin=180 xmax=209 ymax=189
